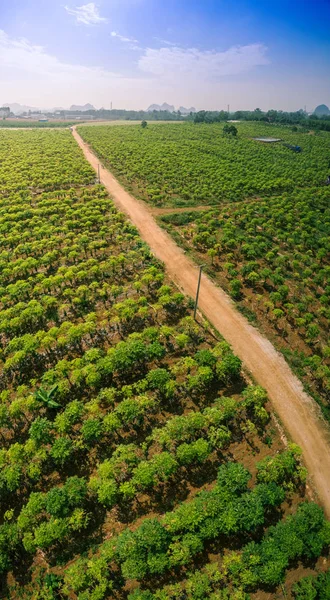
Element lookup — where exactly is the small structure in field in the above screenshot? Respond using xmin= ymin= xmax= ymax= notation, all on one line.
xmin=283 ymin=143 xmax=302 ymax=153
xmin=253 ymin=137 xmax=282 ymax=143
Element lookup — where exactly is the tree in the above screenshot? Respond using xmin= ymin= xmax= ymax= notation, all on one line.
xmin=81 ymin=418 xmax=103 ymax=443
xmin=176 ymin=439 xmax=210 ymax=465
xmin=223 ymin=124 xmax=238 ymax=137
xmin=292 ymin=570 xmax=330 ymax=600
xmin=141 ymin=121 xmax=148 ymax=129
xmin=0 ymin=107 xmax=10 ymax=120
xmin=0 ymin=523 xmax=19 ymax=574
xmin=29 ymin=417 xmax=52 ymax=445
xmin=230 ymin=279 xmax=242 ymax=299
xmin=50 ymin=437 xmax=74 ymax=466
xmin=116 ymin=518 xmax=169 ymax=579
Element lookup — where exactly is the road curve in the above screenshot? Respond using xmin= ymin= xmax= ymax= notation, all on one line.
xmin=72 ymin=127 xmax=330 ymax=517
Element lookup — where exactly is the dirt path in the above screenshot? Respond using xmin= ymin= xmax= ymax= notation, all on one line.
xmin=150 ymin=197 xmax=263 ymax=216
xmin=150 ymin=205 xmax=216 ymax=216
xmin=73 ymin=127 xmax=330 ymax=517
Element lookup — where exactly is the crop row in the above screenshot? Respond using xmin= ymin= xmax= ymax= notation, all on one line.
xmin=0 ymin=129 xmax=94 ymax=195
xmin=160 ymin=186 xmax=330 ymax=405
xmin=0 ymin=127 xmax=326 ymax=599
xmin=9 ymin=399 xmax=286 ymax=560
xmin=59 ymin=458 xmax=315 ymax=599
xmin=0 ymin=339 xmax=243 ymax=502
xmin=78 ymin=122 xmax=330 ymax=207
xmin=130 ymin=502 xmax=330 ymax=599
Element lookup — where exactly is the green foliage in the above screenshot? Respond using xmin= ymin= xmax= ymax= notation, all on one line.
xmin=292 ymin=569 xmax=330 ymax=600
xmin=0 ymin=122 xmax=328 ymax=600
xmin=223 ymin=124 xmax=238 ymax=137
xmin=18 ymin=477 xmax=88 ymax=552
xmin=34 ymin=384 xmax=60 ymax=408
xmin=29 ymin=417 xmax=53 ymax=444
xmin=0 ymin=523 xmax=20 ymax=574
xmin=161 ymin=183 xmax=330 ymax=401
xmin=132 ymin=452 xmax=178 ymax=488
xmin=79 ymin=122 xmax=330 ymax=207
xmin=116 ymin=518 xmax=169 ymax=579
xmin=256 ymin=446 xmax=304 ymax=486
xmin=176 ymin=438 xmax=211 ymax=465
xmin=230 ymin=502 xmax=330 ymax=588
xmin=50 ymin=436 xmax=73 ymax=465
xmin=113 ymin=461 xmax=285 ymax=581
xmin=0 ymin=129 xmax=94 ymax=194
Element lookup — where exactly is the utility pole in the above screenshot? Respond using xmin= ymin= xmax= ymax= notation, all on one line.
xmin=227 ymin=104 xmax=230 ymax=116
xmin=111 ymin=101 xmax=113 ymax=110
xmin=194 ymin=265 xmax=205 ymax=320
xmin=97 ymin=164 xmax=101 ymax=184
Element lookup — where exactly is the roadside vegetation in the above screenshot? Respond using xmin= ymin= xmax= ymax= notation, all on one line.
xmin=0 ymin=128 xmax=329 ymax=598
xmin=159 ymin=187 xmax=330 ymax=412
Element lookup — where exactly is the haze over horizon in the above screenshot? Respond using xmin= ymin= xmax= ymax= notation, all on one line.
xmin=1 ymin=0 xmax=330 ymax=112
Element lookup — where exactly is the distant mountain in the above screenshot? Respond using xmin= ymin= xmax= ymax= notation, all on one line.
xmin=3 ymin=103 xmax=39 ymax=115
xmin=147 ymin=103 xmax=175 ymax=113
xmin=314 ymin=104 xmax=330 ymax=116
xmin=69 ymin=103 xmax=95 ymax=112
xmin=179 ymin=106 xmax=196 ymax=115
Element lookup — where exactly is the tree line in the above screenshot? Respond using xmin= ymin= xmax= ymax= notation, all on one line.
xmin=192 ymin=108 xmax=330 ymax=130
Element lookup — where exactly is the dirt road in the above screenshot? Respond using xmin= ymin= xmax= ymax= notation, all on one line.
xmin=73 ymin=127 xmax=330 ymax=516
xmin=150 ymin=205 xmax=217 ymax=216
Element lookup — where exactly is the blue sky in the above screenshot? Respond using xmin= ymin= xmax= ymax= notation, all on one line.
xmin=1 ymin=0 xmax=329 ymax=111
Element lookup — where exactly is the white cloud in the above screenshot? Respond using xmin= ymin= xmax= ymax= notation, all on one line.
xmin=2 ymin=28 xmax=326 ymax=112
xmin=0 ymin=29 xmax=111 ymax=79
xmin=139 ymin=44 xmax=269 ymax=80
xmin=65 ymin=3 xmax=107 ymax=25
xmin=111 ymin=31 xmax=138 ymax=43
xmin=0 ymin=29 xmax=150 ymax=107
xmin=153 ymin=37 xmax=179 ymax=47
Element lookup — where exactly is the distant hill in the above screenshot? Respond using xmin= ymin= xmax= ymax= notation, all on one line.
xmin=147 ymin=103 xmax=175 ymax=113
xmin=179 ymin=106 xmax=196 ymax=115
xmin=69 ymin=103 xmax=95 ymax=112
xmin=314 ymin=104 xmax=330 ymax=116
xmin=3 ymin=103 xmax=39 ymax=115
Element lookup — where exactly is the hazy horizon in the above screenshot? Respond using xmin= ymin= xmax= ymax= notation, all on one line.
xmin=1 ymin=0 xmax=330 ymax=113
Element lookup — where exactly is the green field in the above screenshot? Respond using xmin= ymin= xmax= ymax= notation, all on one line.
xmin=160 ymin=187 xmax=330 ymax=411
xmin=79 ymin=122 xmax=330 ymax=207
xmin=79 ymin=122 xmax=330 ymax=413
xmin=0 ymin=121 xmax=77 ymax=128
xmin=0 ymin=128 xmax=329 ymax=599
xmin=0 ymin=129 xmax=94 ymax=193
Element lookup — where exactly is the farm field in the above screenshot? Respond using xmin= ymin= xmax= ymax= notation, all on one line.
xmin=159 ymin=187 xmax=330 ymax=413
xmin=78 ymin=122 xmax=330 ymax=207
xmin=83 ymin=120 xmax=186 ymax=127
xmin=0 ymin=128 xmax=329 ymax=599
xmin=0 ymin=129 xmax=94 ymax=194
xmin=78 ymin=122 xmax=330 ymax=413
xmin=0 ymin=121 xmax=77 ymax=128
xmin=0 ymin=120 xmax=185 ymax=130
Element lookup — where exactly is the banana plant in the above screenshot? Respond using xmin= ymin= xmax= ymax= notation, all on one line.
xmin=34 ymin=384 xmax=60 ymax=409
